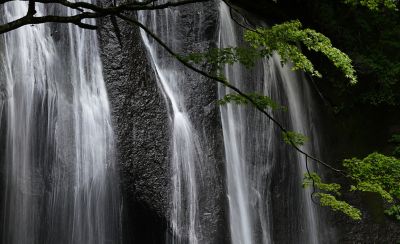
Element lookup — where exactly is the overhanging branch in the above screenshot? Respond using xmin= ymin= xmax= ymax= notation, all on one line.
xmin=0 ymin=0 xmax=212 ymax=34
xmin=117 ymin=13 xmax=346 ymax=176
xmin=0 ymin=13 xmax=102 ymax=34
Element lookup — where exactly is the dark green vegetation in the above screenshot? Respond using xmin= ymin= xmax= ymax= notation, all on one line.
xmin=303 ymin=152 xmax=400 ymax=221
xmin=278 ymin=0 xmax=400 ymax=109
xmin=230 ymin=0 xmax=400 ymax=108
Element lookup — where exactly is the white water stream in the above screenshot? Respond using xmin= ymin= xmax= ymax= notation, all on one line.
xmin=138 ymin=4 xmax=204 ymax=243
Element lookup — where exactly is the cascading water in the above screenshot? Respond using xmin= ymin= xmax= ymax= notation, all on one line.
xmin=218 ymin=2 xmax=327 ymax=243
xmin=138 ymin=4 xmax=205 ymax=243
xmin=0 ymin=1 xmax=336 ymax=244
xmin=0 ymin=2 xmax=120 ymax=244
xmin=218 ymin=3 xmax=255 ymax=244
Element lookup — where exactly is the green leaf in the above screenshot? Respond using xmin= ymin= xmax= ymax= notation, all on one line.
xmin=282 ymin=131 xmax=308 ymax=146
xmin=302 ymin=172 xmax=362 ymax=221
xmin=316 ymin=193 xmax=362 ymax=221
xmin=244 ymin=20 xmax=357 ymax=84
xmin=303 ymin=172 xmax=342 ymax=196
xmin=343 ymin=152 xmax=400 ymax=221
xmin=343 ymin=153 xmax=400 ymax=199
xmin=185 ymin=20 xmax=357 ymax=84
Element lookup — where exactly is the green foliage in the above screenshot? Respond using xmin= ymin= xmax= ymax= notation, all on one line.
xmin=343 ymin=153 xmax=400 ymax=199
xmin=350 ymin=182 xmax=393 ymax=202
xmin=344 ymin=0 xmax=399 ymax=11
xmin=244 ymin=20 xmax=357 ymax=84
xmin=316 ymin=193 xmax=362 ymax=221
xmin=282 ymin=131 xmax=308 ymax=146
xmin=389 ymin=133 xmax=400 ymax=157
xmin=185 ymin=21 xmax=357 ymax=84
xmin=303 ymin=172 xmax=362 ymax=220
xmin=303 ymin=172 xmax=341 ymax=196
xmin=184 ymin=47 xmax=261 ymax=70
xmin=305 ymin=153 xmax=400 ymax=222
xmin=303 ymin=0 xmax=400 ymax=106
xmin=385 ymin=205 xmax=400 ymax=221
xmin=344 ymin=153 xmax=400 ymax=220
xmin=218 ymin=93 xmax=285 ymax=111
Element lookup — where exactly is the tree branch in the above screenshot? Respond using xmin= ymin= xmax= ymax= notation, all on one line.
xmin=117 ymin=13 xmax=346 ymax=176
xmin=0 ymin=13 xmax=102 ymax=34
xmin=0 ymin=0 xmax=346 ymax=176
xmin=0 ymin=0 xmax=212 ymax=34
xmin=27 ymin=0 xmax=36 ymax=16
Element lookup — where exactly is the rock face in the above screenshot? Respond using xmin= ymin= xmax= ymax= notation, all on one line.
xmin=97 ymin=2 xmax=227 ymax=243
xmin=160 ymin=2 xmax=227 ymax=242
xmin=98 ymin=12 xmax=170 ymax=243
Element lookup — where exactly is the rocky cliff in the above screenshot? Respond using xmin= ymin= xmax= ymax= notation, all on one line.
xmin=98 ymin=2 xmax=227 ymax=243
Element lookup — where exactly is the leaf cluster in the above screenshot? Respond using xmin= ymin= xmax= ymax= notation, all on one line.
xmin=244 ymin=20 xmax=357 ymax=84
xmin=344 ymin=153 xmax=400 ymax=220
xmin=303 ymin=172 xmax=362 ymax=220
xmin=184 ymin=20 xmax=357 ymax=84
xmin=317 ymin=193 xmax=362 ymax=220
xmin=303 ymin=172 xmax=341 ymax=195
xmin=343 ymin=153 xmax=400 ymax=200
xmin=303 ymin=152 xmax=400 ymax=222
xmin=184 ymin=47 xmax=261 ymax=71
xmin=282 ymin=131 xmax=308 ymax=147
xmin=301 ymin=0 xmax=400 ymax=107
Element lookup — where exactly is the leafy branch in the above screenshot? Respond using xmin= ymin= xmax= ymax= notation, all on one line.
xmin=303 ymin=152 xmax=400 ymax=222
xmin=119 ymin=12 xmax=346 ymax=175
xmin=0 ymin=0 xmax=352 ymax=176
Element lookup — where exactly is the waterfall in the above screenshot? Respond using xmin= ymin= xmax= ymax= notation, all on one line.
xmin=218 ymin=3 xmax=255 ymax=244
xmin=138 ymin=4 xmax=205 ymax=244
xmin=0 ymin=2 xmax=120 ymax=244
xmin=218 ymin=2 xmax=327 ymax=243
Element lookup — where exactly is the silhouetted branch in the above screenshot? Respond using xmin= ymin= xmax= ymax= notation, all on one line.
xmin=0 ymin=0 xmax=211 ymax=34
xmin=27 ymin=0 xmax=36 ymax=16
xmin=0 ymin=13 xmax=101 ymax=34
xmin=0 ymin=0 xmax=346 ymax=177
xmin=117 ymin=13 xmax=347 ymax=176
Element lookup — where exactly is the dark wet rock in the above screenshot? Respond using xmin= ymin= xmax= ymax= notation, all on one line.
xmin=98 ymin=10 xmax=170 ymax=243
xmin=97 ymin=1 xmax=227 ymax=243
